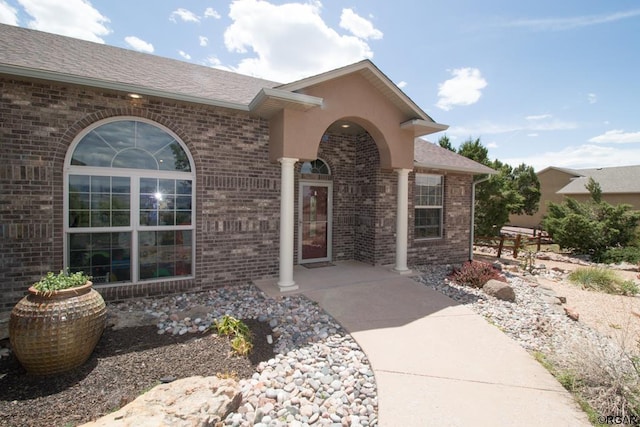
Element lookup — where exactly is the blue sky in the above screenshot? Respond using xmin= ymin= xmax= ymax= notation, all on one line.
xmin=1 ymin=0 xmax=639 ymax=171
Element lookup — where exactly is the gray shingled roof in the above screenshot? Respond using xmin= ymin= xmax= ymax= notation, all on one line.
xmin=557 ymin=165 xmax=640 ymax=194
xmin=414 ymin=139 xmax=496 ymax=175
xmin=0 ymin=23 xmax=279 ymax=107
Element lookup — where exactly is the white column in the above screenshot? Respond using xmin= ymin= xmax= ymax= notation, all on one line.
xmin=278 ymin=157 xmax=299 ymax=291
xmin=394 ymin=168 xmax=411 ymax=274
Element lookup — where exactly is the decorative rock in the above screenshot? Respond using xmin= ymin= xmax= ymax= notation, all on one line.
xmin=564 ymin=306 xmax=579 ymax=321
xmin=482 ymin=279 xmax=516 ymax=302
xmin=79 ymin=376 xmax=241 ymax=427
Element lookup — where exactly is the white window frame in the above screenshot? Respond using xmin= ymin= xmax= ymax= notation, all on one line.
xmin=414 ymin=174 xmax=444 ymax=240
xmin=63 ymin=117 xmax=196 ymax=287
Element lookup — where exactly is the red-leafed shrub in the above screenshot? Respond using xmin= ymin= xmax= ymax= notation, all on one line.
xmin=448 ymin=261 xmax=505 ymax=288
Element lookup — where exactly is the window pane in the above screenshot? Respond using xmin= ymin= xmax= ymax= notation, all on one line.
xmin=113 ymin=149 xmax=158 ymax=170
xmin=415 ymin=174 xmax=443 ymax=207
xmin=140 ymin=178 xmax=157 ymax=194
xmin=71 ymin=134 xmax=115 ymax=167
xmin=414 ymin=208 xmax=442 ymax=239
xmin=68 ymin=232 xmax=131 ymax=283
xmin=71 ymin=120 xmax=192 ymax=172
xmin=176 ymin=180 xmax=192 ymax=195
xmin=139 ymin=230 xmax=192 ymax=280
xmin=69 ymin=175 xmax=130 ymax=228
xmin=157 ymin=142 xmax=191 ymax=172
xmin=69 ymin=175 xmax=90 ymax=192
xmin=140 ymin=178 xmax=192 ymax=228
xmin=91 ymin=176 xmax=111 ymax=193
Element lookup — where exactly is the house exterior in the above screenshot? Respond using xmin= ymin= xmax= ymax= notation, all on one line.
xmin=509 ymin=165 xmax=640 ymax=228
xmin=0 ymin=23 xmax=494 ymax=314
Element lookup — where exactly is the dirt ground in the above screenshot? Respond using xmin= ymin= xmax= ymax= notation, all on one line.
xmin=0 ymin=320 xmax=273 ymax=427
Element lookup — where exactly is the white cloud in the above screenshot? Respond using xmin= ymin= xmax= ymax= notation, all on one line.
xmin=17 ymin=0 xmax=110 ymax=43
xmin=397 ymin=81 xmax=407 ymax=89
xmin=223 ymin=0 xmax=377 ymax=82
xmin=449 ymin=118 xmax=577 ymax=136
xmin=170 ymin=8 xmax=200 ymax=23
xmin=125 ymin=36 xmax=154 ymax=53
xmin=486 ymin=142 xmax=498 ymax=149
xmin=339 ymin=8 xmax=382 ymax=40
xmin=526 ymin=114 xmax=551 ymax=121
xmin=199 ymin=36 xmax=209 ymax=47
xmin=179 ymin=50 xmax=191 ymax=60
xmin=527 ymin=133 xmax=539 ymax=137
xmin=589 ymin=129 xmax=640 ymax=144
xmin=587 ymin=93 xmax=597 ymax=104
xmin=205 ymin=55 xmax=222 ymax=67
xmin=204 ymin=7 xmax=220 ymax=19
xmin=503 ymin=144 xmax=640 ymax=171
xmin=0 ymin=0 xmax=19 ymax=25
xmin=436 ymin=68 xmax=487 ymax=111
xmin=506 ymin=9 xmax=640 ymax=31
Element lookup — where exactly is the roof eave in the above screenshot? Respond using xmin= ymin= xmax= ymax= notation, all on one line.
xmin=0 ymin=63 xmax=251 ymax=111
xmin=249 ymin=87 xmax=323 ymax=119
xmin=414 ymin=160 xmax=497 ymax=175
xmin=401 ymin=119 xmax=449 ymax=137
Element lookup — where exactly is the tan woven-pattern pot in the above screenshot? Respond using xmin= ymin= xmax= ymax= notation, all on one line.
xmin=9 ymin=282 xmax=106 ymax=375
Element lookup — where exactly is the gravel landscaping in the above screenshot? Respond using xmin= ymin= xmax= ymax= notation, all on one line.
xmin=1 ymin=251 xmax=638 ymax=426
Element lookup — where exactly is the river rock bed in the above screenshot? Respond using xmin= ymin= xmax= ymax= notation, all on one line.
xmin=413 ymin=264 xmax=626 ymax=364
xmin=108 ymin=285 xmax=378 ymax=427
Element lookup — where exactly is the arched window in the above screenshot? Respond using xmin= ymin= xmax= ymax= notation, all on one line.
xmin=65 ymin=118 xmax=195 ymax=284
xmin=300 ymin=159 xmax=331 ymax=175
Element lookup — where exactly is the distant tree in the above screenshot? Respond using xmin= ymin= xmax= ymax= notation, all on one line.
xmin=454 ymin=137 xmax=540 ymax=236
xmin=438 ymin=135 xmax=455 ymax=152
xmin=585 ymin=177 xmax=602 ymax=204
xmin=510 ymin=163 xmax=541 ymax=215
xmin=458 ymin=138 xmax=490 ymax=165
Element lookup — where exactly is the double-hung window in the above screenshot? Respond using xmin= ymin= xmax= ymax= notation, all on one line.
xmin=64 ymin=118 xmax=195 ymax=284
xmin=414 ymin=174 xmax=443 ymax=239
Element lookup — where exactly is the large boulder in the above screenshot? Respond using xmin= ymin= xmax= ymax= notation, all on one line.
xmin=482 ymin=280 xmax=516 ymax=302
xmin=80 ymin=376 xmax=241 ymax=427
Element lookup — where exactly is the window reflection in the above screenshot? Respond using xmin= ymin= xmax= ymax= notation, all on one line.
xmin=71 ymin=120 xmax=191 ymax=172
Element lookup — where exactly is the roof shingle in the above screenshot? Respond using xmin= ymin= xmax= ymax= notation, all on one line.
xmin=414 ymin=139 xmax=496 ymax=175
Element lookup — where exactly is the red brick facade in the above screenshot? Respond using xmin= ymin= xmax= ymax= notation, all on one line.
xmin=0 ymin=76 xmax=473 ymax=313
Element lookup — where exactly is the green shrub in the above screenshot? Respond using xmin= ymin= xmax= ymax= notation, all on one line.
xmin=568 ymin=267 xmax=639 ymax=295
xmin=543 ymin=179 xmax=640 ymax=257
xmin=595 ymin=246 xmax=640 ymax=264
xmin=32 ymin=270 xmax=92 ymax=293
xmin=213 ymin=315 xmax=253 ymax=356
xmin=449 ymin=261 xmax=504 ymax=288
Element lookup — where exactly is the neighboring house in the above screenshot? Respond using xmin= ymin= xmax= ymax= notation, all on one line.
xmin=0 ymin=24 xmax=494 ymax=313
xmin=509 ymin=165 xmax=640 ymax=228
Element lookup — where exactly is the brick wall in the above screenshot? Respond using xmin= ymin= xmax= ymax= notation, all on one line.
xmin=0 ymin=76 xmax=474 ymax=314
xmin=408 ymin=169 xmax=473 ymax=266
xmin=0 ymin=77 xmax=281 ymax=312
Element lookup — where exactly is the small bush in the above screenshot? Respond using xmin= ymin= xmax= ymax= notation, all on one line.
xmin=32 ymin=270 xmax=92 ymax=293
xmin=213 ymin=315 xmax=253 ymax=356
xmin=596 ymin=246 xmax=640 ymax=264
xmin=568 ymin=267 xmax=639 ymax=296
xmin=449 ymin=261 xmax=504 ymax=288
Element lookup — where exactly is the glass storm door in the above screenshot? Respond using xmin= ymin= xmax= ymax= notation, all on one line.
xmin=299 ymin=182 xmax=332 ymax=263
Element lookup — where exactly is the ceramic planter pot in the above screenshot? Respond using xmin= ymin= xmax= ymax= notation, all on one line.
xmin=9 ymin=281 xmax=106 ymax=375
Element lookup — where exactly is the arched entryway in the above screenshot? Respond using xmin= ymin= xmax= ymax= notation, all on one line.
xmin=264 ymin=61 xmax=447 ymax=291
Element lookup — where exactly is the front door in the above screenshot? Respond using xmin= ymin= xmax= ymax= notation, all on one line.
xmin=299 ymin=181 xmax=332 ymax=263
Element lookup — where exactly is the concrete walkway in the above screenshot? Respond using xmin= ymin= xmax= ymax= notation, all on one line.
xmin=256 ymin=261 xmax=590 ymax=426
